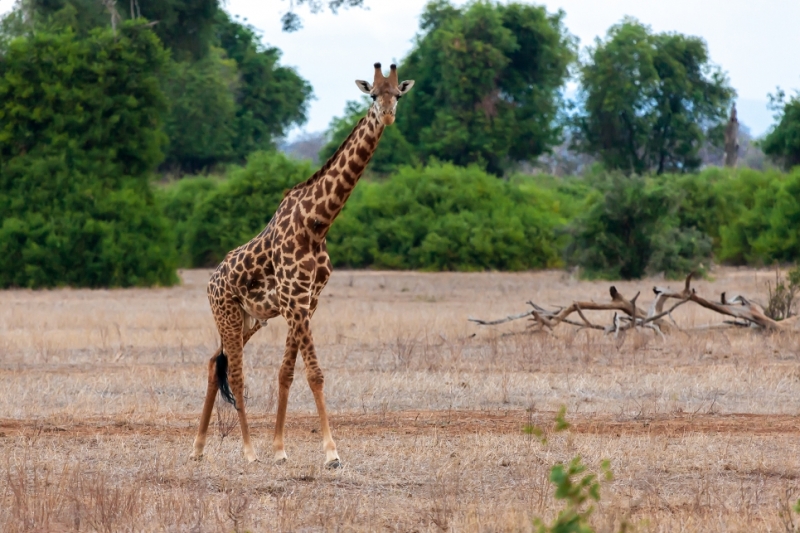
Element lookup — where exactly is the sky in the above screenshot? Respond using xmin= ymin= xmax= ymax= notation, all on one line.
xmin=2 ymin=0 xmax=799 ymax=138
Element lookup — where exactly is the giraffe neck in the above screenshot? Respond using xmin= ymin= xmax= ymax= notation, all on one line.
xmin=304 ymin=107 xmax=385 ymax=229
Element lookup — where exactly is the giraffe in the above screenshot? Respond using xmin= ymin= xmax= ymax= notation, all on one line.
xmin=190 ymin=63 xmax=414 ymax=466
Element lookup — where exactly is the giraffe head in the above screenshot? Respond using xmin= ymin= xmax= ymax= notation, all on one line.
xmin=355 ymin=62 xmax=414 ymax=126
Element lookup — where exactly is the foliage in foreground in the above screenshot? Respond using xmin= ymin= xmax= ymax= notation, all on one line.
xmin=526 ymin=408 xmax=625 ymax=533
xmin=0 ymin=21 xmax=177 ymax=288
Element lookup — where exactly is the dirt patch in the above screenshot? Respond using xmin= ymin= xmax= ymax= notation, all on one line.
xmin=1 ymin=410 xmax=798 ymax=440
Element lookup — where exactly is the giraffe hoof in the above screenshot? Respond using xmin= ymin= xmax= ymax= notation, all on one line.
xmin=325 ymin=459 xmax=341 ymax=469
xmin=274 ymin=450 xmax=288 ymax=465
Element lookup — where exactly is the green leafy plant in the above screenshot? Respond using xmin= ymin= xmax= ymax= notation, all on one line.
xmin=525 ymin=407 xmax=627 ymax=533
xmin=761 ymin=89 xmax=800 ymax=171
xmin=535 ymin=457 xmax=615 ymax=533
xmin=327 ymin=163 xmax=569 ymax=271
xmin=389 ymin=0 xmax=577 ymax=175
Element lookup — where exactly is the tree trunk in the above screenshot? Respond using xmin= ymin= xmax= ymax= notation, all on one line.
xmin=724 ymin=104 xmax=739 ymax=167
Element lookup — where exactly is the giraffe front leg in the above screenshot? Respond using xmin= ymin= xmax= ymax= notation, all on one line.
xmin=296 ymin=315 xmax=340 ymax=468
xmin=273 ymin=335 xmax=298 ymax=464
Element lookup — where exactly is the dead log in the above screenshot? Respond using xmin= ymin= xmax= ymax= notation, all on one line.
xmin=654 ymin=272 xmax=783 ymax=331
xmin=469 ymin=270 xmax=794 ymax=335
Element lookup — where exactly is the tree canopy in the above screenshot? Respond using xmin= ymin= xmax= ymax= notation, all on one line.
xmin=0 ymin=21 xmax=177 ymax=288
xmin=8 ymin=0 xmax=312 ymax=173
xmin=350 ymin=0 xmax=575 ymax=176
xmin=761 ymin=89 xmax=800 ymax=170
xmin=574 ymin=18 xmax=734 ymax=175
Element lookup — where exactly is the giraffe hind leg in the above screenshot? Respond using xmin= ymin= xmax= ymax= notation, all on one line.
xmin=190 ymin=318 xmax=262 ymax=461
xmin=190 ymin=346 xmax=222 ymax=460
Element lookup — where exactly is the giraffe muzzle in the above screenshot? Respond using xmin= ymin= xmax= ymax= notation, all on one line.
xmin=381 ymin=112 xmax=395 ymax=126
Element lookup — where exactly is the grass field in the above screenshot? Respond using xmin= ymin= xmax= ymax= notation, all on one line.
xmin=1 ymin=268 xmax=799 ymax=532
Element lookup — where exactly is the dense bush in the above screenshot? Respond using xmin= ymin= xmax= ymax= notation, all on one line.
xmin=161 ymin=161 xmax=572 ymax=271
xmin=0 ymin=21 xmax=177 ymax=288
xmin=566 ymin=173 xmax=713 ymax=280
xmin=182 ymin=152 xmax=312 ymax=267
xmin=157 ymin=177 xmax=222 ymax=267
xmin=717 ymin=168 xmax=800 ymax=265
xmin=326 ymin=164 xmax=569 ymax=270
xmin=161 ymin=164 xmax=800 ymax=276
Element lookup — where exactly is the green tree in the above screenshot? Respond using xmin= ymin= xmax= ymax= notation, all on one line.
xmin=26 ymin=0 xmax=220 ymax=59
xmin=8 ymin=2 xmax=313 ymax=172
xmin=214 ymin=11 xmax=312 ymax=161
xmin=575 ymin=18 xmax=734 ymax=175
xmin=761 ymin=89 xmax=800 ymax=170
xmin=0 ymin=21 xmax=177 ymax=288
xmin=393 ymin=0 xmax=576 ymax=175
xmin=161 ymin=47 xmax=239 ymax=172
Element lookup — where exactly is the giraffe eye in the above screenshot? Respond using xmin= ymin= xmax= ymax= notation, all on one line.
xmin=371 ymin=94 xmax=377 ymax=101
xmin=396 ymin=95 xmax=402 ymax=100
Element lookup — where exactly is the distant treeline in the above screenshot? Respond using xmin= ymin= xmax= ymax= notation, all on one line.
xmin=1 ymin=1 xmax=799 ymax=288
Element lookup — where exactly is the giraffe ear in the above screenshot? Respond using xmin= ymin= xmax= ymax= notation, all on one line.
xmin=355 ymin=80 xmax=373 ymax=94
xmin=398 ymin=80 xmax=415 ymax=96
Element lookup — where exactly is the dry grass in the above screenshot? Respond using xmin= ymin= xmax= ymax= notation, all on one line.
xmin=1 ymin=267 xmax=799 ymax=532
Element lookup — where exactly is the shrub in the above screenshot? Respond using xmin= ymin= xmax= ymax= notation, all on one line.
xmin=326 ymin=163 xmax=568 ymax=271
xmin=183 ymin=151 xmax=312 ymax=267
xmin=718 ymin=168 xmax=800 ymax=265
xmin=156 ymin=177 xmax=221 ymax=267
xmin=0 ymin=21 xmax=177 ymax=288
xmin=765 ymin=265 xmax=800 ymax=321
xmin=566 ymin=173 xmax=712 ymax=280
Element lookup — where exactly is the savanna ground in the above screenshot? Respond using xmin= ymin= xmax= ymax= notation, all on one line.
xmin=1 ymin=268 xmax=800 ymax=532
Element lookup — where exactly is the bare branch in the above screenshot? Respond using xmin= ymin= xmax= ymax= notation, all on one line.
xmin=468 ymin=310 xmax=533 ymax=326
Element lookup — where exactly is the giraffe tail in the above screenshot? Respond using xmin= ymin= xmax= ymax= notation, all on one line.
xmin=215 ymin=351 xmax=237 ymax=407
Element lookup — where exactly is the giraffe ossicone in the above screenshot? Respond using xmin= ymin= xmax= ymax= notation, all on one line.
xmin=190 ymin=63 xmax=414 ymax=465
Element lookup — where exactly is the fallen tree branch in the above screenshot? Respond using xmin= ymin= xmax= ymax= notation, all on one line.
xmin=469 ymin=271 xmax=794 ymax=335
xmin=654 ymin=273 xmax=783 ymax=331
xmin=468 ymin=310 xmax=533 ymax=326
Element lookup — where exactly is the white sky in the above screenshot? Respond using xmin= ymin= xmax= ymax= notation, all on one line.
xmin=3 ymin=0 xmax=799 ymax=137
